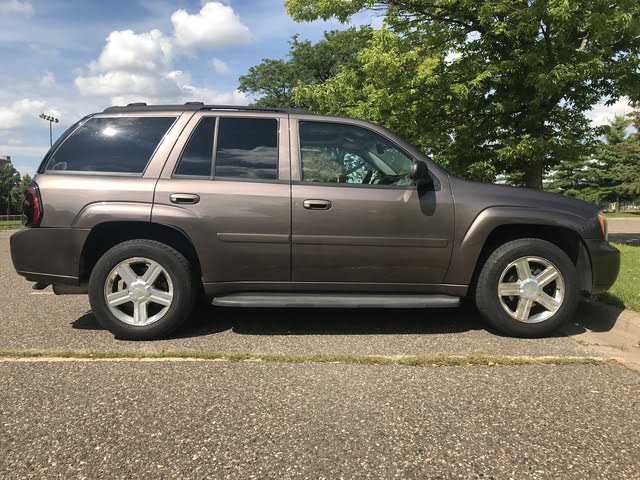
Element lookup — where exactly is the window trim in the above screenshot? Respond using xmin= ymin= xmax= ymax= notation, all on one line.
xmin=43 ymin=115 xmax=179 ymax=177
xmin=212 ymin=116 xmax=280 ymax=183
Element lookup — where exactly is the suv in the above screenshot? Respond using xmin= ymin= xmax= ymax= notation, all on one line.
xmin=11 ymin=103 xmax=620 ymax=340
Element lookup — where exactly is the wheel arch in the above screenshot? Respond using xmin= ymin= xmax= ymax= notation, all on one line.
xmin=79 ymin=221 xmax=203 ymax=287
xmin=445 ymin=206 xmax=593 ymax=293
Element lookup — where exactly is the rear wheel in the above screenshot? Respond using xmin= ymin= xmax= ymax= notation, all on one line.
xmin=475 ymin=238 xmax=579 ymax=337
xmin=89 ymin=240 xmax=196 ymax=340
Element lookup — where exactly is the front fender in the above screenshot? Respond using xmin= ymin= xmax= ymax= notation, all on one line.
xmin=444 ymin=206 xmax=588 ymax=285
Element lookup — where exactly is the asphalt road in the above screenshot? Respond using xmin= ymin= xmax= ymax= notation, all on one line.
xmin=1 ymin=226 xmax=639 ymax=479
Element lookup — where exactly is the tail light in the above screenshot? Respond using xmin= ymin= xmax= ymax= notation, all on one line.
xmin=23 ymin=182 xmax=43 ymax=227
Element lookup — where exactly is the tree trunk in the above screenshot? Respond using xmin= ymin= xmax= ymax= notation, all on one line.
xmin=523 ymin=163 xmax=543 ymax=190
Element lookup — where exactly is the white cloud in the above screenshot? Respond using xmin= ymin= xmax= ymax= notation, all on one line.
xmin=587 ymin=97 xmax=633 ymax=127
xmin=39 ymin=71 xmax=56 ymax=89
xmin=89 ymin=29 xmax=172 ymax=73
xmin=171 ymin=2 xmax=252 ymax=50
xmin=0 ymin=99 xmax=46 ymax=130
xmin=211 ymin=57 xmax=231 ymax=74
xmin=0 ymin=0 xmax=34 ymax=16
xmin=74 ymin=2 xmax=252 ymax=106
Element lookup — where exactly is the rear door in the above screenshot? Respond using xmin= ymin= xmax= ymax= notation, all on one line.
xmin=290 ymin=118 xmax=454 ymax=286
xmin=153 ymin=112 xmax=291 ymax=286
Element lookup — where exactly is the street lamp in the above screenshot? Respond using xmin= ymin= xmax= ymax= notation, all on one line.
xmin=39 ymin=113 xmax=59 ymax=147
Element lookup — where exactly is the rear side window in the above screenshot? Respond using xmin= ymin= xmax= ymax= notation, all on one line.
xmin=46 ymin=116 xmax=176 ymax=173
xmin=215 ymin=117 xmax=278 ymax=180
xmin=174 ymin=117 xmax=216 ymax=177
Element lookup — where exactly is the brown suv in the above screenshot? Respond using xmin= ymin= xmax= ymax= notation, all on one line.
xmin=11 ymin=103 xmax=620 ymax=339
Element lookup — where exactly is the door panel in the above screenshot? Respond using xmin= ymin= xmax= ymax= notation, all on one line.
xmin=292 ymin=184 xmax=453 ymax=284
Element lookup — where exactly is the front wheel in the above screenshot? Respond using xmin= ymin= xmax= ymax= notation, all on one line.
xmin=89 ymin=240 xmax=196 ymax=340
xmin=475 ymin=238 xmax=579 ymax=337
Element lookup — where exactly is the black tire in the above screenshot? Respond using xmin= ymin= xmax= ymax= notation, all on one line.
xmin=475 ymin=238 xmax=579 ymax=337
xmin=89 ymin=240 xmax=196 ymax=340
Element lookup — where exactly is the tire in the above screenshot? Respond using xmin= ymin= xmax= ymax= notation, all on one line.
xmin=474 ymin=238 xmax=579 ymax=337
xmin=89 ymin=239 xmax=196 ymax=340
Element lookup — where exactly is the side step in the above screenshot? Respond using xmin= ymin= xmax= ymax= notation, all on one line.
xmin=212 ymin=293 xmax=461 ymax=309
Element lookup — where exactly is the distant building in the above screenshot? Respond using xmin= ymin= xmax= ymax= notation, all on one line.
xmin=0 ymin=155 xmax=10 ymax=167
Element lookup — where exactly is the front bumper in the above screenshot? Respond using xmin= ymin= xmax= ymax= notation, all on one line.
xmin=10 ymin=227 xmax=90 ymax=285
xmin=584 ymin=239 xmax=620 ymax=295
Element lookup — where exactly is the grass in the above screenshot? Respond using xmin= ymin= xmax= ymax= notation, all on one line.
xmin=0 ymin=350 xmax=606 ymax=367
xmin=599 ymin=243 xmax=640 ymax=312
xmin=604 ymin=211 xmax=640 ymax=218
xmin=0 ymin=220 xmax=22 ymax=231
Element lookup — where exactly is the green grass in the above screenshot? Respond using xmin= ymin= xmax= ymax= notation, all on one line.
xmin=599 ymin=243 xmax=640 ymax=311
xmin=0 ymin=350 xmax=606 ymax=367
xmin=0 ymin=221 xmax=22 ymax=231
xmin=604 ymin=211 xmax=640 ymax=218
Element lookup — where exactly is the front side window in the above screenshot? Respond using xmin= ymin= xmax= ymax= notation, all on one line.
xmin=214 ymin=117 xmax=278 ymax=180
xmin=46 ymin=116 xmax=176 ymax=173
xmin=299 ymin=121 xmax=413 ymax=186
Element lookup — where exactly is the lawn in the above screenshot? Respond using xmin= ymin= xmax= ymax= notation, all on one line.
xmin=599 ymin=243 xmax=640 ymax=312
xmin=604 ymin=211 xmax=640 ymax=218
xmin=0 ymin=221 xmax=22 ymax=231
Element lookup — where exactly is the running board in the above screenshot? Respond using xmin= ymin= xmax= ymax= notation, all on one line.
xmin=211 ymin=293 xmax=461 ymax=309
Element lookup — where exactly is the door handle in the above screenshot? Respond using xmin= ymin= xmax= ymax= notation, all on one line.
xmin=303 ymin=199 xmax=332 ymax=210
xmin=170 ymin=193 xmax=200 ymax=205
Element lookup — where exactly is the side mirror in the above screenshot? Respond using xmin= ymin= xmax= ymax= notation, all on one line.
xmin=410 ymin=159 xmax=431 ymax=188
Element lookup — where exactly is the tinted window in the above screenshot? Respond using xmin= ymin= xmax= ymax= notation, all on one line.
xmin=175 ymin=117 xmax=216 ymax=176
xmin=47 ymin=117 xmax=175 ymax=173
xmin=299 ymin=122 xmax=413 ymax=186
xmin=215 ymin=118 xmax=278 ymax=180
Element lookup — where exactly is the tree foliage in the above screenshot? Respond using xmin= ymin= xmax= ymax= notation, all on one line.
xmin=283 ymin=0 xmax=640 ymax=188
xmin=0 ymin=163 xmax=22 ymax=215
xmin=238 ymin=27 xmax=373 ymax=107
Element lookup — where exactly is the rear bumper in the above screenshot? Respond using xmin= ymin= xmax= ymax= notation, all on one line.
xmin=584 ymin=239 xmax=620 ymax=295
xmin=10 ymin=227 xmax=90 ymax=286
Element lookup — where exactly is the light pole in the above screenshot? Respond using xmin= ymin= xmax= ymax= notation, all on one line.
xmin=39 ymin=113 xmax=59 ymax=147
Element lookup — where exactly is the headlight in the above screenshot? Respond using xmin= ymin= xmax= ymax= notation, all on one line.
xmin=597 ymin=211 xmax=608 ymax=240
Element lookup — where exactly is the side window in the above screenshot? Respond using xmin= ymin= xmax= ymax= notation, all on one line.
xmin=46 ymin=116 xmax=176 ymax=173
xmin=174 ymin=117 xmax=216 ymax=177
xmin=299 ymin=121 xmax=413 ymax=186
xmin=214 ymin=117 xmax=278 ymax=180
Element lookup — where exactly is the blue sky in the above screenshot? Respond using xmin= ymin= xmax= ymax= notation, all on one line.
xmin=0 ymin=0 xmax=632 ymax=176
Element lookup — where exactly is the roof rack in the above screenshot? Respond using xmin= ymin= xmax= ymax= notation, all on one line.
xmin=102 ymin=102 xmax=310 ymax=114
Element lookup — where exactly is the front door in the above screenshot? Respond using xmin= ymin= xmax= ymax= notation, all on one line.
xmin=291 ymin=119 xmax=454 ymax=286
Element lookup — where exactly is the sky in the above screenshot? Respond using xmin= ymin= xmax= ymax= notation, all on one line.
xmin=0 ymin=0 xmax=633 ymax=176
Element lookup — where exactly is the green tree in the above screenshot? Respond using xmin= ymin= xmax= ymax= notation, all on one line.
xmin=238 ymin=27 xmax=373 ymax=107
xmin=284 ymin=0 xmax=640 ymax=188
xmin=10 ymin=173 xmax=32 ymax=213
xmin=547 ymin=115 xmax=630 ymax=203
xmin=0 ymin=163 xmax=21 ymax=215
xmin=610 ymin=110 xmax=640 ymax=203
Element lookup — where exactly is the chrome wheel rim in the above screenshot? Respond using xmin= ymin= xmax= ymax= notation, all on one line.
xmin=104 ymin=257 xmax=174 ymax=326
xmin=497 ymin=256 xmax=565 ymax=324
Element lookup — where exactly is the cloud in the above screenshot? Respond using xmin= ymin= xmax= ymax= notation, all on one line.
xmin=587 ymin=97 xmax=633 ymax=127
xmin=89 ymin=29 xmax=173 ymax=73
xmin=171 ymin=2 xmax=252 ymax=50
xmin=0 ymin=0 xmax=34 ymax=16
xmin=74 ymin=2 xmax=251 ymax=105
xmin=39 ymin=71 xmax=56 ymax=89
xmin=211 ymin=57 xmax=231 ymax=74
xmin=0 ymin=99 xmax=46 ymax=130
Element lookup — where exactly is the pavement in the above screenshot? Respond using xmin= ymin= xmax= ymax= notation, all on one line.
xmin=1 ymin=223 xmax=639 ymax=479
xmin=608 ymin=217 xmax=640 ymax=246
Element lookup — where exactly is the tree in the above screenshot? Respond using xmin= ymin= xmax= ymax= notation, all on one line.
xmin=11 ymin=173 xmax=32 ymax=214
xmin=284 ymin=0 xmax=640 ymax=188
xmin=610 ymin=109 xmax=640 ymax=203
xmin=238 ymin=27 xmax=373 ymax=107
xmin=0 ymin=164 xmax=21 ymax=215
xmin=546 ymin=115 xmax=630 ymax=203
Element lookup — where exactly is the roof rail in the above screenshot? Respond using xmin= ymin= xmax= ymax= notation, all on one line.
xmin=102 ymin=103 xmax=310 ymax=114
